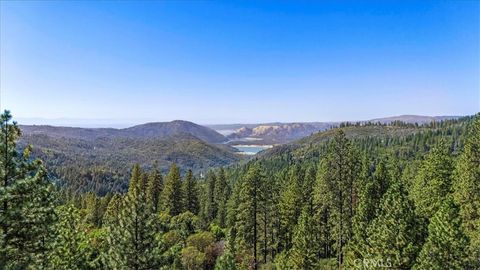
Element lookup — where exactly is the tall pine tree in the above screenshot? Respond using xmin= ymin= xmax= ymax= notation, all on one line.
xmin=183 ymin=169 xmax=199 ymax=215
xmin=161 ymin=163 xmax=184 ymax=216
xmin=411 ymin=141 xmax=454 ymax=219
xmin=414 ymin=197 xmax=469 ymax=269
xmin=104 ymin=165 xmax=160 ymax=269
xmin=146 ymin=162 xmax=163 ymax=213
xmin=235 ymin=164 xmax=264 ymax=270
xmin=453 ymin=115 xmax=480 ymax=266
xmin=0 ymin=110 xmax=57 ymax=268
xmin=366 ymin=181 xmax=422 ymax=269
xmin=289 ymin=207 xmax=319 ymax=270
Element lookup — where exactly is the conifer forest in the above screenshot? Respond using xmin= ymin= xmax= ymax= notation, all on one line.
xmin=1 ymin=111 xmax=479 ymax=269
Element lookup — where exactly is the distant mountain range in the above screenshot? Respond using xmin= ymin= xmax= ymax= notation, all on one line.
xmin=18 ymin=120 xmax=237 ymax=180
xmin=19 ymin=115 xmax=461 ymax=171
xmin=207 ymin=115 xmax=460 ymax=145
xmin=20 ymin=120 xmax=227 ymax=144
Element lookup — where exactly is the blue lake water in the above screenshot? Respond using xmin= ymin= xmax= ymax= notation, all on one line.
xmin=233 ymin=145 xmax=272 ymax=155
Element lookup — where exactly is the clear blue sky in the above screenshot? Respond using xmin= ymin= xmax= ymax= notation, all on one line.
xmin=1 ymin=1 xmax=479 ymax=125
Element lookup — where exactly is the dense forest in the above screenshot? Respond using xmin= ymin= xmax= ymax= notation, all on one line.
xmin=1 ymin=110 xmax=479 ymax=269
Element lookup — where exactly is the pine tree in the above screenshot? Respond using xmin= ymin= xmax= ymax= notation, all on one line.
xmin=203 ymin=171 xmax=217 ymax=223
xmin=235 ymin=164 xmax=264 ymax=270
xmin=49 ymin=204 xmax=91 ymax=270
xmin=316 ymin=130 xmax=359 ymax=266
xmin=278 ymin=165 xmax=303 ymax=251
xmin=414 ymin=197 xmax=469 ymax=269
xmin=347 ymin=157 xmax=390 ymax=263
xmin=161 ymin=163 xmax=184 ymax=216
xmin=453 ymin=115 xmax=480 ymax=266
xmin=215 ymin=167 xmax=229 ymax=227
xmin=258 ymin=173 xmax=277 ymax=265
xmin=84 ymin=192 xmax=103 ymax=227
xmin=183 ymin=169 xmax=199 ymax=215
xmin=366 ymin=181 xmax=422 ymax=269
xmin=0 ymin=110 xmax=57 ymax=268
xmin=289 ymin=207 xmax=319 ymax=270
xmin=146 ymin=163 xmax=163 ymax=213
xmin=104 ymin=165 xmax=160 ymax=269
xmin=411 ymin=142 xmax=454 ymax=219
xmin=313 ymin=163 xmax=334 ymax=259
xmin=103 ymin=193 xmax=122 ymax=226
xmin=128 ymin=163 xmax=142 ymax=195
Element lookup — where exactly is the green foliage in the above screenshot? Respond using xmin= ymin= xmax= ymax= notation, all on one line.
xmin=214 ymin=247 xmax=237 ymax=270
xmin=4 ymin=111 xmax=477 ymax=269
xmin=414 ymin=197 xmax=469 ymax=269
xmin=366 ymin=181 xmax=423 ymax=269
xmin=202 ymin=171 xmax=217 ymax=223
xmin=49 ymin=204 xmax=91 ymax=270
xmin=453 ymin=116 xmax=480 ymax=266
xmin=214 ymin=167 xmax=229 ymax=227
xmin=181 ymin=246 xmax=206 ymax=270
xmin=315 ymin=130 xmax=360 ymax=266
xmin=103 ymin=165 xmax=160 ymax=269
xmin=0 ymin=110 xmax=57 ymax=268
xmin=84 ymin=192 xmax=103 ymax=227
xmin=234 ymin=164 xmax=264 ymax=268
xmin=183 ymin=170 xmax=199 ymax=215
xmin=162 ymin=163 xmax=184 ymax=216
xmin=289 ymin=207 xmax=319 ymax=269
xmin=411 ymin=141 xmax=454 ymax=219
xmin=146 ymin=162 xmax=163 ymax=213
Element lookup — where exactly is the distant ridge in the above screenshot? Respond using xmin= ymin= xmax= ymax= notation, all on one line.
xmin=20 ymin=120 xmax=227 ymax=144
xmin=208 ymin=115 xmax=461 ymax=145
xmin=122 ymin=120 xmax=227 ymax=143
xmin=368 ymin=115 xmax=460 ymax=124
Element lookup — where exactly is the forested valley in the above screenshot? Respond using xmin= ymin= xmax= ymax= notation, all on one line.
xmin=1 ymin=110 xmax=479 ymax=269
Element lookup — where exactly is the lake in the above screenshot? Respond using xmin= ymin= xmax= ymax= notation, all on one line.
xmin=233 ymin=145 xmax=273 ymax=155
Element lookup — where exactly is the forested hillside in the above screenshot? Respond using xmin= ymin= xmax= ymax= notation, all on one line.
xmin=1 ymin=111 xmax=479 ymax=269
xmin=18 ymin=125 xmax=240 ymax=195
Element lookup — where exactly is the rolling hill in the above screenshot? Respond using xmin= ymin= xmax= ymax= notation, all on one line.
xmin=20 ymin=120 xmax=227 ymax=144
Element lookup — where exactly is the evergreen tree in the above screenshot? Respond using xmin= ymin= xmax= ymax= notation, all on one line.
xmin=103 ymin=193 xmax=122 ymax=226
xmin=104 ymin=165 xmax=160 ymax=269
xmin=49 ymin=204 xmax=91 ymax=270
xmin=235 ymin=164 xmax=264 ymax=269
xmin=203 ymin=171 xmax=217 ymax=223
xmin=258 ymin=173 xmax=277 ymax=265
xmin=313 ymin=163 xmax=334 ymax=259
xmin=414 ymin=197 xmax=469 ymax=269
xmin=411 ymin=142 xmax=454 ymax=219
xmin=289 ymin=207 xmax=318 ymax=270
xmin=366 ymin=181 xmax=422 ymax=269
xmin=146 ymin=163 xmax=163 ymax=213
xmin=128 ymin=164 xmax=142 ymax=195
xmin=183 ymin=169 xmax=199 ymax=215
xmin=0 ymin=110 xmax=57 ymax=268
xmin=161 ymin=163 xmax=184 ymax=216
xmin=278 ymin=166 xmax=303 ymax=251
xmin=316 ymin=130 xmax=359 ymax=266
xmin=453 ymin=116 xmax=480 ymax=266
xmin=214 ymin=167 xmax=229 ymax=227
xmin=84 ymin=192 xmax=103 ymax=228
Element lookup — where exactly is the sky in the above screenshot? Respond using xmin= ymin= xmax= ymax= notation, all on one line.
xmin=1 ymin=1 xmax=479 ymax=126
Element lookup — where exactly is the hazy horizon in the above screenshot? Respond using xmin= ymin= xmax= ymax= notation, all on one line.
xmin=14 ymin=113 xmax=465 ymax=129
xmin=1 ymin=1 xmax=479 ymax=123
